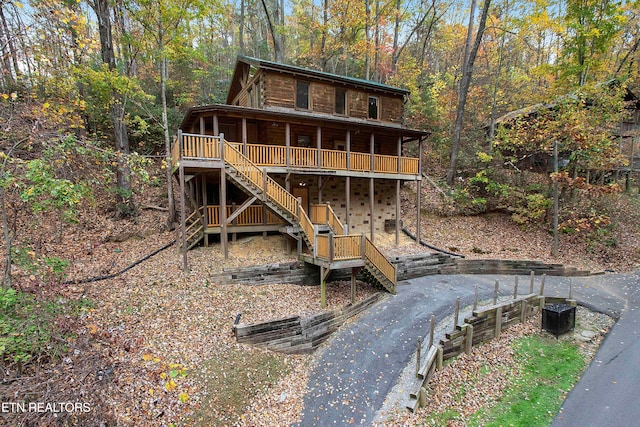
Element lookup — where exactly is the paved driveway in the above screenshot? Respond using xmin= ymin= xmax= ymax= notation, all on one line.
xmin=297 ymin=272 xmax=637 ymax=426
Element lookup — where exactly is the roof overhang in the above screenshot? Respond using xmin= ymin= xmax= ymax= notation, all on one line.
xmin=180 ymin=104 xmax=430 ymax=140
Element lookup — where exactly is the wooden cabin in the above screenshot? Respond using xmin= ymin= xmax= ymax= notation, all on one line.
xmin=172 ymin=56 xmax=429 ymax=305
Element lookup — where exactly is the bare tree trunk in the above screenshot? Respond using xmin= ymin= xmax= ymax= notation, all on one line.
xmin=365 ymin=0 xmax=371 ymax=80
xmin=239 ymin=0 xmax=245 ymax=53
xmin=446 ymin=0 xmax=491 ymax=185
xmin=320 ymin=0 xmax=328 ymax=70
xmin=0 ymin=6 xmax=17 ymax=87
xmin=161 ymin=56 xmax=176 ymax=228
xmin=92 ymin=0 xmax=136 ymax=217
xmin=260 ymin=0 xmax=284 ymax=62
xmin=391 ymin=0 xmax=400 ymax=73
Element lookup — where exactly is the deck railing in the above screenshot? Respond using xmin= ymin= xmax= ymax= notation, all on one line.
xmin=172 ymin=133 xmax=418 ymax=175
xmin=333 ymin=235 xmax=361 ymax=260
xmin=206 ymin=205 xmax=284 ymax=227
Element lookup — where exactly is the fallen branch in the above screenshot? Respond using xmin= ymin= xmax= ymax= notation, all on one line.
xmin=63 ymin=240 xmax=176 ymax=285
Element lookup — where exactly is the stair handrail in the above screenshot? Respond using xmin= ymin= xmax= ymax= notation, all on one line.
xmin=364 ymin=236 xmax=396 ymax=290
xmin=223 ymin=139 xmax=299 ymax=220
xmin=326 ymin=203 xmax=345 ymax=235
xmin=298 ymin=202 xmax=315 ymax=250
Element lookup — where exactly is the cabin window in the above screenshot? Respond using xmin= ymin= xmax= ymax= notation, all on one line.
xmin=297 ymin=135 xmax=311 ymax=147
xmin=296 ymin=81 xmax=310 ymax=110
xmin=335 ymin=88 xmax=347 ymax=115
xmin=368 ymin=96 xmax=379 ymax=120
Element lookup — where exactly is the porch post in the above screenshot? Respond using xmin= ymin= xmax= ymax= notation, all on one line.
xmin=370 ymin=134 xmax=375 ymax=241
xmin=317 ymin=126 xmax=322 ymax=168
xmin=285 ymin=122 xmax=291 ymax=167
xmin=199 ymin=117 xmax=205 ymax=135
xmin=202 ymin=174 xmax=209 ymax=247
xmin=345 ymin=130 xmax=351 ymax=231
xmin=416 ymin=137 xmax=423 ymax=245
xmin=220 ymin=133 xmax=228 ymax=259
xmin=242 ymin=117 xmax=248 ymax=155
xmin=179 ymin=140 xmax=188 ymax=271
xmin=346 ymin=130 xmax=351 ymax=170
xmin=318 ymin=176 xmax=322 ymax=203
xmin=396 ymin=136 xmax=402 ymax=245
xmin=346 ymin=176 xmax=351 ymax=233
xmin=370 ymin=178 xmax=375 ymax=242
xmin=213 ymin=114 xmax=219 ymax=136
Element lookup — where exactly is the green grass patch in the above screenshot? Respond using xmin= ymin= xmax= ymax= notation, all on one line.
xmin=190 ymin=347 xmax=291 ymax=426
xmin=469 ymin=335 xmax=586 ymax=427
xmin=0 ymin=287 xmax=92 ymax=364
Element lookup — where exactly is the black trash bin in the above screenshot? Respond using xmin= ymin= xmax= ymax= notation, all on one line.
xmin=542 ymin=303 xmax=576 ymax=336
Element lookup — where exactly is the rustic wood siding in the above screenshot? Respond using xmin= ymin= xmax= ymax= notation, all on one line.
xmin=381 ymin=96 xmax=403 ymax=123
xmin=312 ymin=83 xmax=334 ymax=114
xmin=349 ymin=91 xmax=368 ymax=119
xmin=265 ymin=72 xmax=295 ymax=109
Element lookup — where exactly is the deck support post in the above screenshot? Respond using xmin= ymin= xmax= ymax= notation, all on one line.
xmin=179 ymin=130 xmax=188 ymax=271
xmin=242 ymin=118 xmax=247 ymax=155
xmin=370 ymin=133 xmax=375 ymax=242
xmin=345 ymin=176 xmax=351 ymax=233
xmin=350 ymin=267 xmax=358 ymax=304
xmin=416 ymin=137 xmax=423 ymax=244
xmin=396 ymin=137 xmax=402 ymax=245
xmin=317 ymin=126 xmax=322 ymax=168
xmin=320 ymin=266 xmax=328 ymax=309
xmin=285 ymin=123 xmax=291 ymax=167
xmin=318 ymin=176 xmax=322 ymax=203
xmin=202 ymin=174 xmax=209 ymax=247
xmin=220 ymin=133 xmax=228 ymax=260
xmin=369 ymin=177 xmax=375 ymax=241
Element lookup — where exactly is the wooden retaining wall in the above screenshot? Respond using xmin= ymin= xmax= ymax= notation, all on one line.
xmin=211 ymin=254 xmax=591 ymax=286
xmin=234 ymin=292 xmax=386 ymax=354
xmin=406 ymin=294 xmax=577 ymax=412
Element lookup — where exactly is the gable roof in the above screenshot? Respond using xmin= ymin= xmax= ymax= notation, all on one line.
xmin=226 ymin=55 xmax=410 ymax=104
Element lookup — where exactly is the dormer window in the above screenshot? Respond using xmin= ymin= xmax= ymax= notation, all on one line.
xmin=296 ymin=80 xmax=310 ymax=110
xmin=368 ymin=96 xmax=379 ymax=120
xmin=335 ymin=88 xmax=347 ymax=115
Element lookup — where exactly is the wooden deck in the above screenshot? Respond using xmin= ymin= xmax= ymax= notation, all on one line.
xmin=172 ymin=133 xmax=420 ymax=177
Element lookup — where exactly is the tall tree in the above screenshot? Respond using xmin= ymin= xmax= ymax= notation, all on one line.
xmin=446 ymin=0 xmax=491 ymax=185
xmin=89 ymin=0 xmax=136 ymax=217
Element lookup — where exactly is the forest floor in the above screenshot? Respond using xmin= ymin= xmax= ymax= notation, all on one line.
xmin=1 ymin=179 xmax=639 ymax=426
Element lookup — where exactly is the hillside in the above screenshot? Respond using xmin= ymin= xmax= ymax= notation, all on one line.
xmin=1 ymin=172 xmax=639 ymax=425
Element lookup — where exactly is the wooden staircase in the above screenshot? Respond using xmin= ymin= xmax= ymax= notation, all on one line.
xmin=177 ymin=137 xmax=397 ymax=294
xmin=179 ymin=207 xmax=205 ymax=250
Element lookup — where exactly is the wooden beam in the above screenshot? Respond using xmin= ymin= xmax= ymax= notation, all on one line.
xmin=213 ymin=114 xmax=219 ymax=136
xmin=285 ymin=122 xmax=291 ymax=167
xmin=396 ymin=179 xmax=400 ymax=246
xmin=346 ymin=130 xmax=351 ymax=170
xmin=226 ymin=196 xmax=257 ymax=224
xmin=396 ymin=136 xmax=401 ymax=246
xmin=318 ymin=176 xmax=322 ymax=203
xmin=351 ymin=267 xmax=357 ymax=304
xmin=320 ymin=267 xmax=327 ymax=309
xmin=202 ymin=174 xmax=209 ymax=247
xmin=417 ymin=137 xmax=423 ymax=244
xmin=179 ymin=130 xmax=188 ymax=271
xmin=346 ymin=176 xmax=351 ymax=232
xmin=220 ymin=135 xmax=228 ymax=259
xmin=242 ymin=117 xmax=247 ymax=155
xmin=199 ymin=116 xmax=205 ymax=135
xmin=317 ymin=126 xmax=322 ymax=168
xmin=370 ymin=178 xmax=375 ymax=242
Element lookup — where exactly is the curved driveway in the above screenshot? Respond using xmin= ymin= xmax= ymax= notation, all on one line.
xmin=297 ymin=271 xmax=638 ymax=426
